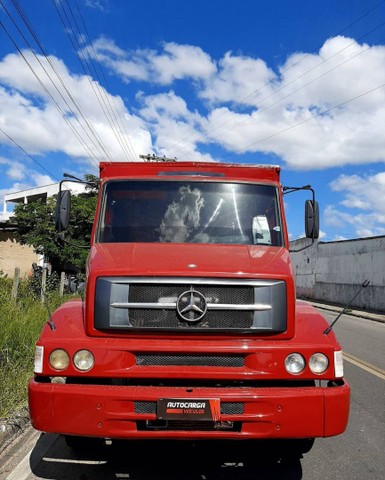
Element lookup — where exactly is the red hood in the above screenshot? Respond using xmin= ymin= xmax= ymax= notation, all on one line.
xmin=87 ymin=243 xmax=292 ymax=280
xmin=85 ymin=243 xmax=296 ymax=339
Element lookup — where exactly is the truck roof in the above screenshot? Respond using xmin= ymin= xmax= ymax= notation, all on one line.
xmin=99 ymin=161 xmax=281 ymax=183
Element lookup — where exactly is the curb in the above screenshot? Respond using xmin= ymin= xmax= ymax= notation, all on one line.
xmin=0 ymin=406 xmax=30 ymax=453
xmin=306 ymin=301 xmax=385 ymax=324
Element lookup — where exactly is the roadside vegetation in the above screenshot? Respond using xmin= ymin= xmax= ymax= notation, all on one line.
xmin=0 ymin=174 xmax=96 ymax=420
xmin=11 ymin=174 xmax=98 ymax=273
xmin=0 ymin=275 xmax=77 ymax=420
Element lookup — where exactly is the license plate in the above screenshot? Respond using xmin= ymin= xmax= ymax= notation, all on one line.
xmin=157 ymin=398 xmax=220 ymax=421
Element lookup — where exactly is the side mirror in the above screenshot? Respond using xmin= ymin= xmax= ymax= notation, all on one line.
xmin=305 ymin=200 xmax=319 ymax=239
xmin=55 ymin=190 xmax=71 ymax=232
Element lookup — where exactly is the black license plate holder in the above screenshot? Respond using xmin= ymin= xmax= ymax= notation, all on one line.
xmin=157 ymin=398 xmax=220 ymax=421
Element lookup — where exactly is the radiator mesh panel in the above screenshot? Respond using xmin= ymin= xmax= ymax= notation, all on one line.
xmin=129 ymin=284 xmax=254 ymax=329
xmin=135 ymin=401 xmax=244 ymax=415
xmin=136 ymin=354 xmax=244 ymax=367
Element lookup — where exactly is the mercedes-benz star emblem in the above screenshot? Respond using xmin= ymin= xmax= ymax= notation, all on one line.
xmin=176 ymin=288 xmax=207 ymax=322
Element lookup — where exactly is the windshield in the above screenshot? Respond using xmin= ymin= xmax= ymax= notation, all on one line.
xmin=97 ymin=180 xmax=283 ymax=246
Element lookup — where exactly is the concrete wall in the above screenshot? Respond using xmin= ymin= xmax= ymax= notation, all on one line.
xmin=290 ymin=236 xmax=385 ymax=313
xmin=0 ymin=231 xmax=40 ymax=278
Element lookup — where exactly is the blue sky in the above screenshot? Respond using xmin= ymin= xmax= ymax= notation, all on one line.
xmin=1 ymin=0 xmax=385 ymax=241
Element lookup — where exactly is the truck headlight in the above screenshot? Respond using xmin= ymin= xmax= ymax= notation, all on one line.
xmin=49 ymin=349 xmax=70 ymax=370
xmin=73 ymin=350 xmax=94 ymax=371
xmin=309 ymin=353 xmax=329 ymax=373
xmin=285 ymin=353 xmax=305 ymax=374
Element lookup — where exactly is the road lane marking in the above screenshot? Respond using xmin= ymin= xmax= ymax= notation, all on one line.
xmin=343 ymin=352 xmax=385 ymax=380
xmin=43 ymin=457 xmax=107 ymax=464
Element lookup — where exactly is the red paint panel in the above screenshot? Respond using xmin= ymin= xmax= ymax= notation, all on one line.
xmin=29 ymin=379 xmax=349 ymax=440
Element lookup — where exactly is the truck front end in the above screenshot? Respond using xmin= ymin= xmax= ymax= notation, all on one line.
xmin=28 ymin=161 xmax=350 ymax=449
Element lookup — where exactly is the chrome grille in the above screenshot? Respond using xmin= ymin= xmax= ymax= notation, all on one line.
xmin=95 ymin=277 xmax=287 ymax=333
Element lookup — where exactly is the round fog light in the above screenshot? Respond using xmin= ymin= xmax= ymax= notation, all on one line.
xmin=285 ymin=353 xmax=305 ymax=374
xmin=49 ymin=349 xmax=70 ymax=370
xmin=309 ymin=353 xmax=329 ymax=374
xmin=73 ymin=350 xmax=94 ymax=371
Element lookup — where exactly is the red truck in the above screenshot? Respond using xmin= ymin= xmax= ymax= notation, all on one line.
xmin=28 ymin=160 xmax=350 ymax=456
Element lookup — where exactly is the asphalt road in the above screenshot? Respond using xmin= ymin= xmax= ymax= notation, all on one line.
xmin=0 ymin=307 xmax=384 ymax=480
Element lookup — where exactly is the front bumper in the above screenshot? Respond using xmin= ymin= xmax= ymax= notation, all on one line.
xmin=28 ymin=379 xmax=350 ymax=440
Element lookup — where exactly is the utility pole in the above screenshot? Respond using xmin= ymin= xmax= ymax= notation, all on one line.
xmin=139 ymin=154 xmax=177 ymax=162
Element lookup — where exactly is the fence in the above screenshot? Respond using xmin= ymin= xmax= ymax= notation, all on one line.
xmin=10 ymin=265 xmax=83 ymax=301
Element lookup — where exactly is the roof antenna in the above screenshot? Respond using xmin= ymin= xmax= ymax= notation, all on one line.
xmin=324 ymin=280 xmax=370 ymax=335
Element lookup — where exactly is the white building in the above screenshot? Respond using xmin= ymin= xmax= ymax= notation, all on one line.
xmin=2 ymin=181 xmax=87 ymax=220
xmin=0 ymin=181 xmax=87 ymax=277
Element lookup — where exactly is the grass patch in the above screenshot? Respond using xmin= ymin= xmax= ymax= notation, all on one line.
xmin=0 ymin=277 xmax=75 ymax=419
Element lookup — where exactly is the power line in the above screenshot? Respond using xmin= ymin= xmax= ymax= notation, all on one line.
xmin=10 ymin=0 xmax=112 ymax=163
xmin=0 ymin=0 xmax=113 ymax=166
xmin=0 ymin=127 xmax=60 ymax=181
xmin=0 ymin=18 xmax=100 ymax=166
xmin=52 ymin=0 xmax=137 ymax=162
xmin=171 ymin=1 xmax=385 ymax=157
xmin=229 ymin=80 xmax=385 ymax=155
xmin=73 ymin=0 xmax=138 ymax=162
xmin=212 ymin=23 xmax=385 ymax=147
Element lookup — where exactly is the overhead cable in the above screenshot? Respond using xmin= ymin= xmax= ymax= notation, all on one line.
xmin=73 ymin=0 xmax=138 ymax=162
xmin=229 ymin=81 xmax=385 ymax=155
xmin=10 ymin=0 xmax=112 ymax=163
xmin=1 ymin=0 xmax=112 ymax=166
xmin=53 ymin=0 xmax=137 ymax=161
xmin=172 ymin=1 xmax=385 ymax=157
xmin=0 ymin=127 xmax=60 ymax=181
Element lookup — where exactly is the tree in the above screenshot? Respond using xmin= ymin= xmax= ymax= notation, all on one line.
xmin=10 ymin=175 xmax=98 ymax=273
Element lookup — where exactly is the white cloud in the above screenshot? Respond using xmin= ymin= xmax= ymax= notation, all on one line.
xmin=2 ymin=35 xmax=385 ymax=241
xmin=84 ymin=39 xmax=216 ymax=85
xmin=149 ymin=42 xmax=216 ymax=84
xmin=85 ymin=35 xmax=385 ymax=170
xmin=84 ymin=37 xmax=150 ymax=83
xmin=199 ymin=51 xmax=276 ymax=105
xmin=324 ymin=172 xmax=385 ymax=238
xmin=138 ymin=91 xmax=214 ymax=162
xmin=84 ymin=0 xmax=109 ymax=12
xmin=0 ymin=51 xmax=152 ymax=164
xmin=330 ymin=172 xmax=385 ymax=214
xmin=201 ymin=35 xmax=385 ymax=169
xmin=2 ymin=36 xmax=385 ymax=170
xmin=1 ymin=158 xmax=25 ymax=181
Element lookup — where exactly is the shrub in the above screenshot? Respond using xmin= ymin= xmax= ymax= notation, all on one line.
xmin=0 ymin=277 xmax=74 ymax=419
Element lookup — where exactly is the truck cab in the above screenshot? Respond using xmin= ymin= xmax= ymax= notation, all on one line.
xmin=28 ymin=160 xmax=349 ymax=455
